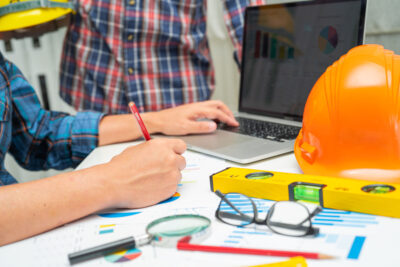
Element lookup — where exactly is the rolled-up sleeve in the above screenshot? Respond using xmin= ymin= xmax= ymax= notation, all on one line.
xmin=70 ymin=111 xmax=104 ymax=166
xmin=6 ymin=60 xmax=104 ymax=170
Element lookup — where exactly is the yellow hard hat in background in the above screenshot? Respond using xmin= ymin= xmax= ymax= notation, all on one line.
xmin=0 ymin=0 xmax=74 ymax=32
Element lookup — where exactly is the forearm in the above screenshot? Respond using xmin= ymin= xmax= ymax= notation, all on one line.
xmin=0 ymin=165 xmax=112 ymax=246
xmin=97 ymin=100 xmax=238 ymax=145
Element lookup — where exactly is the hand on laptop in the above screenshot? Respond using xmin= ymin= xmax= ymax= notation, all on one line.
xmin=145 ymin=100 xmax=239 ymax=135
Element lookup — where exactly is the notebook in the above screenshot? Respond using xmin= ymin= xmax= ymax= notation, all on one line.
xmin=179 ymin=0 xmax=367 ymax=164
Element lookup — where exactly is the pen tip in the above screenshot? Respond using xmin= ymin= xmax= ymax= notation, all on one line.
xmin=129 ymin=102 xmax=134 ymax=107
xmin=318 ymin=254 xmax=336 ymax=259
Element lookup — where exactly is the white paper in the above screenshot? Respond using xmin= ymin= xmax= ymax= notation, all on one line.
xmin=2 ymin=142 xmax=400 ymax=267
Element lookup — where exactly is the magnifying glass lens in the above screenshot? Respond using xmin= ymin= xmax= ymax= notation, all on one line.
xmin=147 ymin=215 xmax=210 ymax=237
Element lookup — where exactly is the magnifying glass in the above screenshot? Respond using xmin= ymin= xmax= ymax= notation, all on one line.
xmin=68 ymin=214 xmax=211 ymax=265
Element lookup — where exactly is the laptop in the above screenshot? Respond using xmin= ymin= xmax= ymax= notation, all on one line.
xmin=179 ymin=0 xmax=367 ymax=164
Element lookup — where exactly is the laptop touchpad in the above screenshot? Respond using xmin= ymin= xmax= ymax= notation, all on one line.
xmin=182 ymin=131 xmax=263 ymax=150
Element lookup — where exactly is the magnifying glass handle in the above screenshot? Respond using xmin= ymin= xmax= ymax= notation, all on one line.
xmin=68 ymin=236 xmax=136 ymax=265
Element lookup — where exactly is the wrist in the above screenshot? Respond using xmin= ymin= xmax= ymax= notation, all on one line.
xmin=142 ymin=112 xmax=162 ymax=134
xmin=79 ymin=164 xmax=117 ymax=209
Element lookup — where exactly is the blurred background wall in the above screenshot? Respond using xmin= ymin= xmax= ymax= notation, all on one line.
xmin=1 ymin=0 xmax=398 ymax=182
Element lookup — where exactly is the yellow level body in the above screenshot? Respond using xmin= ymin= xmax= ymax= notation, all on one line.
xmin=210 ymin=167 xmax=400 ymax=218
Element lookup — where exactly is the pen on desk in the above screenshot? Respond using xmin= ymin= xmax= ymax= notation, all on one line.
xmin=246 ymin=256 xmax=308 ymax=267
xmin=129 ymin=101 xmax=151 ymax=141
xmin=177 ymin=237 xmax=334 ymax=260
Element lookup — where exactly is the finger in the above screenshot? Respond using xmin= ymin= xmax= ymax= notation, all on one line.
xmin=199 ymin=107 xmax=239 ymax=126
xmin=167 ymin=138 xmax=187 ymax=154
xmin=176 ymin=154 xmax=186 ymax=170
xmin=184 ymin=120 xmax=217 ymax=134
xmin=204 ymin=100 xmax=236 ymax=119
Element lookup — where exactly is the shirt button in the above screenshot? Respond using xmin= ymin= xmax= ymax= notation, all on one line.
xmin=127 ymin=34 xmax=133 ymax=41
xmin=128 ymin=68 xmax=134 ymax=74
xmin=129 ymin=0 xmax=135 ymax=5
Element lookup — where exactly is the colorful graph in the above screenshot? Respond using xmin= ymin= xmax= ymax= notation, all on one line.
xmin=97 ymin=192 xmax=181 ymax=218
xmin=219 ymin=193 xmax=272 ymax=214
xmin=223 ymin=225 xmax=366 ymax=260
xmin=220 ymin=194 xmax=369 ymax=260
xmin=104 ymin=247 xmax=142 ymax=263
xmin=254 ymin=30 xmax=296 ymax=59
xmin=318 ymin=26 xmax=338 ymax=54
xmin=99 ymin=224 xmax=115 ymax=235
xmin=159 ymin=192 xmax=181 ymax=204
xmin=312 ymin=209 xmax=378 ymax=228
xmin=222 ymin=194 xmax=380 ymax=229
xmin=316 ymin=233 xmax=366 ymax=259
xmin=183 ymin=163 xmax=201 ymax=171
xmin=98 ymin=211 xmax=141 ymax=218
xmin=347 ymin=236 xmax=366 ymax=259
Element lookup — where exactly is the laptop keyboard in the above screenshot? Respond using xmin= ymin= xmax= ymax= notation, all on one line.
xmin=218 ymin=117 xmax=301 ymax=142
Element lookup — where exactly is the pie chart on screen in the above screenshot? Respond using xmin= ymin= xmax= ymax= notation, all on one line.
xmin=318 ymin=26 xmax=338 ymax=54
xmin=104 ymin=247 xmax=142 ymax=263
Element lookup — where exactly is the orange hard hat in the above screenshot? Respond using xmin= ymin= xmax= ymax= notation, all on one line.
xmin=295 ymin=44 xmax=400 ymax=183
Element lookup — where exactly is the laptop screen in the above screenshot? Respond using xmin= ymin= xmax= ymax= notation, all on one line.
xmin=239 ymin=0 xmax=366 ymax=122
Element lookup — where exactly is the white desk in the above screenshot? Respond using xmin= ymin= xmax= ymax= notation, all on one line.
xmin=1 ymin=141 xmax=399 ymax=267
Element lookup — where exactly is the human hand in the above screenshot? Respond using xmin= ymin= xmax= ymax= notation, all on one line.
xmin=100 ymin=138 xmax=186 ymax=208
xmin=147 ymin=100 xmax=239 ymax=135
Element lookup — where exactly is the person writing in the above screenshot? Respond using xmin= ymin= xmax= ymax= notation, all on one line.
xmin=0 ymin=52 xmax=238 ymax=246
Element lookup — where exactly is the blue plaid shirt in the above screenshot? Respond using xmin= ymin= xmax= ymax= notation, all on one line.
xmin=0 ymin=52 xmax=103 ymax=186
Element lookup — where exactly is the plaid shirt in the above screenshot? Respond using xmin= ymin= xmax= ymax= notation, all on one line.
xmin=60 ymin=0 xmax=265 ymax=114
xmin=0 ymin=52 xmax=102 ymax=186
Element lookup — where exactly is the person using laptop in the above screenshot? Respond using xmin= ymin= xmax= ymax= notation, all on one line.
xmin=0 ymin=51 xmax=238 ymax=246
xmin=179 ymin=0 xmax=366 ymax=163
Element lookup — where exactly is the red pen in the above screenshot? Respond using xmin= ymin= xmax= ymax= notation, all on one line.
xmin=129 ymin=102 xmax=151 ymax=141
xmin=177 ymin=236 xmax=334 ymax=259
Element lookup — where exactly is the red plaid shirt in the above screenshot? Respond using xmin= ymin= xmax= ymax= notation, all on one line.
xmin=60 ymin=0 xmax=265 ymax=114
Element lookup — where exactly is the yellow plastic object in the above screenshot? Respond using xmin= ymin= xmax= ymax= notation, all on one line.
xmin=210 ymin=167 xmax=400 ymax=218
xmin=295 ymin=44 xmax=400 ymax=183
xmin=0 ymin=0 xmax=73 ymax=32
xmin=247 ymin=256 xmax=307 ymax=267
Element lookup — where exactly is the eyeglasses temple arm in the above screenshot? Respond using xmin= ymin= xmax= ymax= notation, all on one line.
xmin=218 ymin=211 xmax=254 ymax=221
xmin=215 ymin=190 xmax=253 ymax=219
xmin=296 ymin=205 xmax=322 ymax=226
xmin=267 ymin=221 xmax=310 ymax=231
xmin=267 ymin=205 xmax=322 ymax=232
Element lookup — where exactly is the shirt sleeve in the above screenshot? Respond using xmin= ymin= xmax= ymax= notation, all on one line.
xmin=6 ymin=60 xmax=104 ymax=170
xmin=222 ymin=0 xmax=267 ymax=68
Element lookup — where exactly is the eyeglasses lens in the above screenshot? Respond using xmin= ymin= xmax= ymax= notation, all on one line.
xmin=267 ymin=201 xmax=311 ymax=236
xmin=217 ymin=193 xmax=254 ymax=226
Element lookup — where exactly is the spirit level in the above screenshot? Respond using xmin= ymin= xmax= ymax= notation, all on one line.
xmin=210 ymin=167 xmax=400 ymax=218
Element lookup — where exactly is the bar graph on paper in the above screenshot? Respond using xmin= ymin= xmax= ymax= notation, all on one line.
xmin=219 ymin=195 xmax=380 ymax=229
xmin=214 ymin=195 xmax=372 ymax=260
xmin=313 ymin=209 xmax=378 ymax=228
xmin=219 ymin=227 xmax=365 ymax=260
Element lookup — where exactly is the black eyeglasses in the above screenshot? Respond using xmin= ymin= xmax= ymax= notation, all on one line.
xmin=215 ymin=190 xmax=322 ymax=237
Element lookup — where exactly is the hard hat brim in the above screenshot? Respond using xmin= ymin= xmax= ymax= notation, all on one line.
xmin=0 ymin=8 xmax=72 ymax=32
